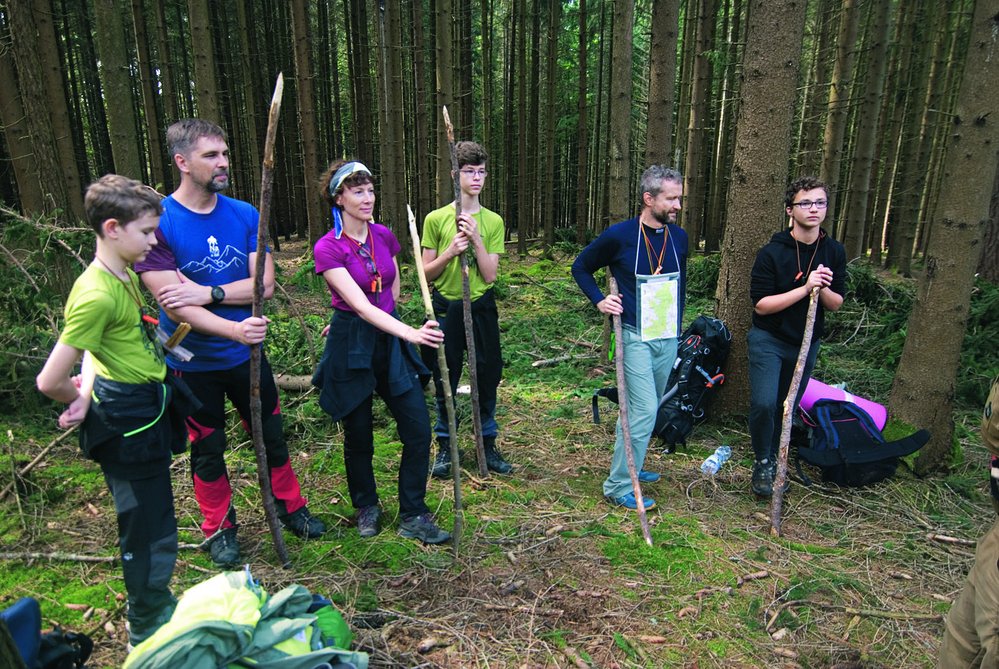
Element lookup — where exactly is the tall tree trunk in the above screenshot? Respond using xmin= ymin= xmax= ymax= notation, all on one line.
xmin=841 ymin=0 xmax=891 ymax=260
xmin=796 ymin=0 xmax=835 ymax=174
xmin=645 ymin=0 xmax=680 ymax=167
xmin=526 ymin=0 xmax=541 ymax=241
xmin=541 ymin=0 xmax=559 ymax=249
xmin=0 ymin=39 xmax=45 ymax=212
xmin=818 ymin=0 xmax=861 ymax=221
xmin=154 ymin=0 xmax=179 ymax=150
xmin=435 ymin=0 xmax=455 ymax=201
xmin=188 ymin=0 xmax=220 ymax=122
xmin=93 ymin=0 xmax=143 ymax=179
xmin=380 ymin=0 xmax=407 ymax=242
xmin=5 ymin=0 xmax=72 ymax=216
xmin=235 ymin=0 xmax=261 ymax=204
xmin=978 ymin=156 xmax=999 ymax=283
xmin=886 ymin=1 xmax=937 ymax=276
xmin=131 ymin=0 xmax=167 ymax=190
xmin=895 ymin=0 xmax=999 ymax=473
xmin=606 ymin=0 xmax=635 ymax=225
xmin=411 ymin=0 xmax=433 ymax=219
xmin=574 ymin=0 xmax=589 ymax=244
xmin=714 ymin=0 xmax=809 ymax=415
xmin=290 ymin=0 xmax=322 ymax=245
xmin=456 ymin=0 xmax=474 ymax=137
xmin=516 ymin=0 xmax=528 ymax=254
xmin=682 ymin=0 xmax=719 ymax=249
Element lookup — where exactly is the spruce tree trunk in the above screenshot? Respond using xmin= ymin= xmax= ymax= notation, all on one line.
xmin=645 ymin=0 xmax=679 ymax=167
xmin=541 ymin=0 xmax=559 ymax=250
xmin=290 ymin=0 xmax=322 ymax=245
xmin=978 ymin=160 xmax=999 ymax=283
xmin=435 ymin=0 xmax=454 ymax=202
xmin=94 ymin=0 xmax=143 ymax=179
xmin=713 ymin=0 xmax=809 ymax=415
xmin=0 ymin=42 xmax=45 ymax=212
xmin=841 ymin=0 xmax=891 ymax=260
xmin=131 ymin=0 xmax=167 ymax=190
xmin=682 ymin=0 xmax=718 ymax=250
xmin=895 ymin=0 xmax=999 ymax=473
xmin=188 ymin=0 xmax=220 ymax=122
xmin=606 ymin=0 xmax=635 ymax=225
xmin=574 ymin=0 xmax=589 ymax=244
xmin=797 ymin=0 xmax=835 ymax=175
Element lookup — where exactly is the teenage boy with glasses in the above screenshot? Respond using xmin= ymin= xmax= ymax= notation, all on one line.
xmin=747 ymin=175 xmax=847 ymax=497
xmin=421 ymin=141 xmax=513 ymax=477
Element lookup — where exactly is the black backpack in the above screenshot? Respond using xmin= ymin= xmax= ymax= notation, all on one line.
xmin=592 ymin=315 xmax=731 ymax=452
xmin=795 ymin=398 xmax=929 ymax=487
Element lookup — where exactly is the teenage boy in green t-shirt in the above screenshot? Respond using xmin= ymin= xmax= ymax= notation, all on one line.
xmin=36 ymin=175 xmax=197 ymax=648
xmin=421 ymin=141 xmax=512 ymax=476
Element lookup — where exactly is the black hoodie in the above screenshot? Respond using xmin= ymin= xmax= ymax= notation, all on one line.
xmin=749 ymin=228 xmax=847 ymax=345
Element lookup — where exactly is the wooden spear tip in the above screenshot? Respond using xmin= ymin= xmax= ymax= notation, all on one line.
xmin=271 ymin=73 xmax=285 ymax=104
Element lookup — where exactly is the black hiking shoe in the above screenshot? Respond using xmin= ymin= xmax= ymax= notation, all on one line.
xmin=207 ymin=527 xmax=241 ymax=568
xmin=484 ymin=437 xmax=513 ymax=475
xmin=751 ymin=460 xmax=774 ymax=497
xmin=281 ymin=506 xmax=326 ymax=539
xmin=356 ymin=505 xmax=382 ymax=538
xmin=398 ymin=513 xmax=451 ymax=544
xmin=430 ymin=439 xmax=456 ymax=478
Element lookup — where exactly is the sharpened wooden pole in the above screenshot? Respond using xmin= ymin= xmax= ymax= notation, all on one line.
xmin=408 ymin=205 xmax=464 ymax=554
xmin=770 ymin=287 xmax=819 ymax=537
xmin=442 ymin=106 xmax=488 ymax=477
xmin=609 ymin=278 xmax=653 ymax=546
xmin=250 ymin=73 xmax=291 ymax=568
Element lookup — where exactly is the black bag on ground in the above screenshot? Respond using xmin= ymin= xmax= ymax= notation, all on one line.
xmin=795 ymin=398 xmax=930 ymax=487
xmin=592 ymin=315 xmax=731 ymax=452
xmin=0 ymin=597 xmax=93 ymax=669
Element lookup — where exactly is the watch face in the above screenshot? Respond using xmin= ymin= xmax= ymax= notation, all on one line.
xmin=211 ymin=286 xmax=225 ymax=303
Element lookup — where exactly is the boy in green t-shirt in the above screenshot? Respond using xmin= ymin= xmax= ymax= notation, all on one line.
xmin=421 ymin=141 xmax=512 ymax=476
xmin=36 ymin=175 xmax=197 ymax=648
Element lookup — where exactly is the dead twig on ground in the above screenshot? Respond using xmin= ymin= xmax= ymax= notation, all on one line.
xmin=0 ymin=427 xmax=76 ymax=501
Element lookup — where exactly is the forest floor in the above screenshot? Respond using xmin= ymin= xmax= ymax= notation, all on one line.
xmin=0 ymin=239 xmax=991 ymax=668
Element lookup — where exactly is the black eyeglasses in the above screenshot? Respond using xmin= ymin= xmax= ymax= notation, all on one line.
xmin=793 ymin=200 xmax=828 ymax=209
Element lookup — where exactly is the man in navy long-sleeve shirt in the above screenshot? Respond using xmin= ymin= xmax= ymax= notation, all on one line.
xmin=572 ymin=166 xmax=688 ymax=510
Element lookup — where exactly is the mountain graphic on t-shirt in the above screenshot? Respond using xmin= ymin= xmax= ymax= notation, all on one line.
xmin=179 ymin=245 xmax=248 ymax=275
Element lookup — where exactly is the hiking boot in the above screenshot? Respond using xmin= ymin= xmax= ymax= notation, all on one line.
xmin=281 ymin=506 xmax=326 ymax=539
xmin=398 ymin=513 xmax=451 ymax=544
xmin=356 ymin=505 xmax=382 ymax=538
xmin=638 ymin=469 xmax=661 ymax=483
xmin=483 ymin=437 xmax=513 ymax=475
xmin=751 ymin=460 xmax=774 ymax=497
xmin=430 ymin=439 xmax=456 ymax=478
xmin=207 ymin=527 xmax=241 ymax=568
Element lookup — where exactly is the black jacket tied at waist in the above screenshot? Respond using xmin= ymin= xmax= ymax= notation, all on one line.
xmin=312 ymin=309 xmax=430 ymax=422
xmin=80 ymin=374 xmax=200 ymax=480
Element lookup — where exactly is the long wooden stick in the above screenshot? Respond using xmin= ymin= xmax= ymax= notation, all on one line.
xmin=770 ymin=287 xmax=819 ymax=537
xmin=250 ymin=73 xmax=291 ymax=568
xmin=442 ymin=106 xmax=488 ymax=477
xmin=408 ymin=204 xmax=463 ymax=554
xmin=609 ymin=278 xmax=653 ymax=546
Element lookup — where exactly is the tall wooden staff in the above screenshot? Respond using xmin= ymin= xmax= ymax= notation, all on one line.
xmin=249 ymin=73 xmax=291 ymax=568
xmin=442 ymin=106 xmax=488 ymax=477
xmin=770 ymin=288 xmax=819 ymax=537
xmin=609 ymin=278 xmax=653 ymax=547
xmin=408 ymin=205 xmax=464 ymax=553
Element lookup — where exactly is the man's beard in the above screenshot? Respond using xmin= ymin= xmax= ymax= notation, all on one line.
xmin=206 ymin=172 xmax=230 ymax=193
xmin=651 ymin=208 xmax=675 ymax=225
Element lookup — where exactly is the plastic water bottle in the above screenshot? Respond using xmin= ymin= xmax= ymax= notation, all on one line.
xmin=700 ymin=445 xmax=732 ymax=476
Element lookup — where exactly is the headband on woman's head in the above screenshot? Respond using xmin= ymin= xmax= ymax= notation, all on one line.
xmin=328 ymin=161 xmax=372 ymax=239
xmin=328 ymin=161 xmax=371 ymax=198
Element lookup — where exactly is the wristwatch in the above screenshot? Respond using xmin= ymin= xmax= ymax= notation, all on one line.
xmin=210 ymin=285 xmax=225 ymax=304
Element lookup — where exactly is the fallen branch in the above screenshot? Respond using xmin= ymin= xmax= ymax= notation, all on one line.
xmin=530 ymin=353 xmax=594 ymax=368
xmin=0 ymin=551 xmax=115 ymax=564
xmin=926 ymin=533 xmax=976 ymax=547
xmin=765 ymin=599 xmax=942 ymax=633
xmin=0 ymin=427 xmax=77 ymax=501
xmin=483 ymin=603 xmax=564 ymax=617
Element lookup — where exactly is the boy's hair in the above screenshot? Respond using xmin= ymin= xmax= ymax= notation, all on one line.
xmin=318 ymin=159 xmax=375 ymax=209
xmin=638 ymin=165 xmax=682 ymax=208
xmin=167 ymin=119 xmax=227 ymax=158
xmin=84 ymin=175 xmax=163 ymax=237
xmin=785 ymin=176 xmax=829 ymax=208
xmin=455 ymin=141 xmax=488 ymax=169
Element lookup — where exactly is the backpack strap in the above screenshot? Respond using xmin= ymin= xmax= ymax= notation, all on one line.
xmin=799 ymin=429 xmax=929 ymax=466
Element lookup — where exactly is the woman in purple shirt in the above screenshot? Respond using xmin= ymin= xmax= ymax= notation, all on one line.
xmin=312 ymin=159 xmax=450 ymax=545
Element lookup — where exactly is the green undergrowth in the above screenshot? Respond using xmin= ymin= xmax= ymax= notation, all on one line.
xmin=1 ymin=238 xmax=997 ymax=667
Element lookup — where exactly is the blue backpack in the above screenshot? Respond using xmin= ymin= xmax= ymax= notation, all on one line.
xmin=796 ymin=399 xmax=929 ymax=487
xmin=0 ymin=597 xmax=93 ymax=669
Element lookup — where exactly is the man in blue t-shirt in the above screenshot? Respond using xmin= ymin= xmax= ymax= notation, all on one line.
xmin=572 ymin=166 xmax=688 ymax=511
xmin=137 ymin=119 xmax=325 ymax=567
